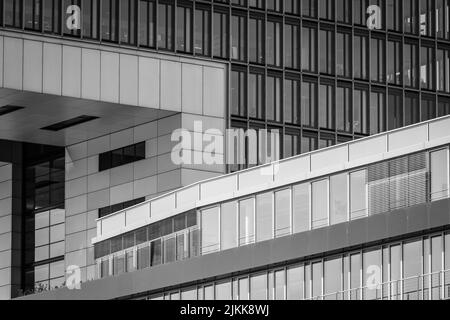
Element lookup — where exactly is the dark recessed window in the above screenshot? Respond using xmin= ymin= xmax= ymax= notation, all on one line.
xmin=0 ymin=105 xmax=25 ymax=116
xmin=99 ymin=142 xmax=146 ymax=171
xmin=98 ymin=197 xmax=146 ymax=218
xmin=41 ymin=115 xmax=99 ymax=131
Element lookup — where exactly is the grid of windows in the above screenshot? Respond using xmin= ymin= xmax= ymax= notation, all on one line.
xmin=145 ymin=232 xmax=450 ymax=300
xmin=2 ymin=0 xmax=450 ymax=170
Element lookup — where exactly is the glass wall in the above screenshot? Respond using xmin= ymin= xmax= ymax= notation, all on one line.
xmin=144 ymin=231 xmax=450 ymax=301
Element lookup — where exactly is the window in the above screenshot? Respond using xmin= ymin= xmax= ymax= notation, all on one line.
xmin=248 ymin=71 xmax=264 ymax=119
xmin=250 ymin=273 xmax=267 ymax=300
xmin=387 ymin=39 xmax=402 ymax=85
xmin=42 ymin=0 xmax=61 ymax=34
xmin=293 ymin=183 xmax=310 ymax=233
xmin=25 ymin=0 xmax=41 ymax=31
xmin=420 ymin=0 xmax=433 ymax=36
xmin=387 ymin=0 xmax=401 ymax=32
xmin=405 ymin=92 xmax=420 ymax=126
xmin=337 ymin=31 xmax=351 ymax=78
xmin=430 ymin=149 xmax=449 ymax=201
xmin=287 ymin=265 xmax=304 ymax=300
xmin=266 ymin=75 xmax=282 ymax=122
xmin=363 ymin=249 xmax=382 ymax=300
xmin=285 ymin=22 xmax=300 ymax=70
xmin=402 ymin=0 xmax=418 ymax=33
xmin=231 ymin=14 xmax=246 ymax=61
xmin=302 ymin=0 xmax=318 ymax=18
xmin=319 ymin=83 xmax=335 ymax=129
xmin=220 ymin=201 xmax=238 ymax=250
xmin=176 ymin=5 xmax=192 ymax=53
xmin=403 ymin=240 xmax=423 ymax=300
xmin=275 ymin=189 xmax=291 ymax=238
xmin=213 ymin=11 xmax=228 ymax=58
xmin=439 ymin=97 xmax=450 ymax=117
xmin=324 ymin=257 xmax=342 ymax=299
xmin=301 ymin=79 xmax=317 ymax=128
xmin=370 ymin=90 xmax=386 ymax=134
xmin=5 ymin=0 xmax=22 ymax=28
xmin=267 ymin=19 xmax=282 ymax=67
xmin=194 ymin=7 xmax=210 ymax=56
xmin=238 ymin=277 xmax=249 ymax=300
xmin=312 ymin=179 xmax=328 ymax=229
xmin=119 ymin=0 xmax=136 ymax=44
xmin=139 ymin=0 xmax=156 ymax=47
xmin=336 ymin=0 xmax=351 ymax=23
xmin=100 ymin=0 xmax=118 ymax=41
xmin=271 ymin=270 xmax=286 ymax=300
xmin=336 ymin=84 xmax=352 ymax=133
xmin=302 ymin=25 xmax=317 ymax=73
xmin=437 ymin=47 xmax=450 ymax=93
xmin=330 ymin=173 xmax=348 ymax=225
xmin=421 ymin=95 xmax=436 ymax=121
xmin=319 ymin=0 xmax=334 ymax=20
xmin=437 ymin=0 xmax=450 ymax=39
xmin=354 ymin=86 xmax=369 ymax=135
xmin=388 ymin=89 xmax=403 ymax=130
xmin=286 ymin=0 xmax=300 ymax=15
xmin=256 ymin=193 xmax=273 ymax=242
xmin=421 ymin=46 xmax=435 ymax=90
xmin=284 ymin=131 xmax=300 ymax=158
xmin=350 ymin=170 xmax=367 ymax=220
xmin=231 ymin=69 xmax=247 ymax=118
xmin=319 ymin=28 xmax=335 ymax=75
xmin=404 ymin=42 xmax=419 ymax=88
xmin=354 ymin=33 xmax=369 ymax=80
xmin=284 ymin=78 xmax=300 ymax=125
xmin=157 ymin=1 xmax=174 ymax=50
xmin=215 ymin=281 xmax=232 ymax=300
xmin=201 ymin=207 xmax=220 ymax=254
xmin=99 ymin=142 xmax=145 ymax=171
xmin=239 ymin=198 xmax=255 ymax=246
xmin=248 ymin=16 xmax=264 ymax=64
xmin=371 ymin=37 xmax=385 ymax=83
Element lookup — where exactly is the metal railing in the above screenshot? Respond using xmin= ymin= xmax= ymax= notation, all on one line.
xmin=307 ymin=269 xmax=450 ymax=300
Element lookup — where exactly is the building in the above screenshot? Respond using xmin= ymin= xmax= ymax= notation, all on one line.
xmin=0 ymin=0 xmax=448 ymax=300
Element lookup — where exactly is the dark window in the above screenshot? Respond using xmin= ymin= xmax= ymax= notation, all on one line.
xmin=231 ymin=69 xmax=247 ymax=118
xmin=405 ymin=92 xmax=420 ymax=125
xmin=301 ymin=78 xmax=317 ymax=128
xmin=101 ymin=0 xmax=118 ymax=42
xmin=194 ymin=6 xmax=210 ymax=56
xmin=302 ymin=0 xmax=318 ymax=18
xmin=421 ymin=95 xmax=436 ymax=121
xmin=267 ymin=0 xmax=282 ymax=12
xmin=438 ymin=97 xmax=450 ymax=116
xmin=420 ymin=0 xmax=434 ymax=37
xmin=388 ymin=89 xmax=403 ymax=130
xmin=213 ymin=10 xmax=228 ymax=58
xmin=437 ymin=47 xmax=450 ymax=93
xmin=139 ymin=0 xmax=156 ymax=48
xmin=176 ymin=4 xmax=192 ymax=53
xmin=231 ymin=13 xmax=246 ymax=61
xmin=284 ymin=130 xmax=300 ymax=158
xmin=5 ymin=0 xmax=22 ymax=28
xmin=336 ymin=0 xmax=351 ymax=24
xmin=404 ymin=41 xmax=419 ymax=88
xmin=284 ymin=78 xmax=301 ymax=125
xmin=302 ymin=131 xmax=318 ymax=153
xmin=43 ymin=0 xmax=61 ymax=34
xmin=157 ymin=1 xmax=174 ymax=50
xmin=82 ymin=0 xmax=99 ymax=39
xmin=41 ymin=116 xmax=99 ymax=131
xmin=387 ymin=0 xmax=402 ymax=32
xmin=285 ymin=0 xmax=300 ymax=15
xmin=249 ymin=15 xmax=265 ymax=64
xmin=319 ymin=0 xmax=334 ymax=21
xmin=370 ymin=89 xmax=386 ymax=134
xmin=98 ymin=197 xmax=146 ymax=218
xmin=319 ymin=28 xmax=334 ymax=75
xmin=24 ymin=0 xmax=41 ymax=31
xmin=119 ymin=0 xmax=136 ymax=45
xmin=387 ymin=39 xmax=402 ymax=85
xmin=421 ymin=45 xmax=435 ymax=90
xmin=302 ymin=24 xmax=317 ymax=73
xmin=267 ymin=19 xmax=282 ymax=67
xmin=285 ymin=21 xmax=300 ymax=70
xmin=403 ymin=0 xmax=418 ymax=34
xmin=336 ymin=84 xmax=352 ymax=133
xmin=319 ymin=82 xmax=335 ymax=129
xmin=371 ymin=37 xmax=386 ymax=83
xmin=353 ymin=86 xmax=369 ymax=135
xmin=267 ymin=74 xmax=282 ymax=122
xmin=248 ymin=70 xmax=264 ymax=119
xmin=337 ymin=31 xmax=351 ymax=78
xmin=98 ymin=142 xmax=146 ymax=171
xmin=354 ymin=33 xmax=369 ymax=80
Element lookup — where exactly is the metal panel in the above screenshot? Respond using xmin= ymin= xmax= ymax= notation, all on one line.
xmin=23 ymin=40 xmax=43 ymax=92
xmin=43 ymin=43 xmax=62 ymax=95
xmin=138 ymin=57 xmax=160 ymax=109
xmin=62 ymin=46 xmax=82 ymax=98
xmin=203 ymin=67 xmax=225 ymax=118
xmin=81 ymin=49 xmax=101 ymax=101
xmin=119 ymin=54 xmax=138 ymax=106
xmin=160 ymin=60 xmax=181 ymax=111
xmin=182 ymin=63 xmax=203 ymax=115
xmin=3 ymin=37 xmax=23 ymax=90
xmin=100 ymin=52 xmax=120 ymax=103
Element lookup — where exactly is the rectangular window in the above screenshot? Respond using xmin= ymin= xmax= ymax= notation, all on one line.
xmin=293 ymin=183 xmax=310 ymax=233
xmin=275 ymin=189 xmax=291 ymax=238
xmin=25 ymin=0 xmax=41 ymax=31
xmin=405 ymin=92 xmax=420 ymax=126
xmin=302 ymin=0 xmax=318 ymax=18
xmin=319 ymin=29 xmax=335 ymax=75
xmin=312 ymin=179 xmax=328 ymax=229
xmin=439 ymin=97 xmax=450 ymax=117
xmin=231 ymin=14 xmax=246 ymax=61
xmin=404 ymin=42 xmax=419 ymax=88
xmin=421 ymin=95 xmax=436 ymax=121
xmin=82 ymin=0 xmax=99 ymax=39
xmin=437 ymin=47 xmax=450 ymax=93
xmin=5 ymin=0 xmax=22 ymax=28
xmin=266 ymin=75 xmax=282 ymax=122
xmin=370 ymin=90 xmax=386 ymax=134
xmin=231 ymin=69 xmax=247 ymax=118
xmin=388 ymin=89 xmax=403 ymax=130
xmin=256 ymin=193 xmax=273 ymax=242
xmin=201 ymin=207 xmax=220 ymax=255
xmin=354 ymin=33 xmax=369 ymax=80
xmin=319 ymin=83 xmax=335 ymax=129
xmin=284 ymin=131 xmax=300 ymax=158
xmin=387 ymin=0 xmax=402 ymax=32
xmin=213 ymin=11 xmax=228 ymax=58
xmin=150 ymin=239 xmax=161 ymax=266
xmin=267 ymin=19 xmax=282 ymax=67
xmin=287 ymin=265 xmax=304 ymax=300
xmin=139 ymin=0 xmax=156 ymax=47
xmin=284 ymin=78 xmax=300 ymax=125
xmin=403 ymin=0 xmax=418 ymax=33
xmin=302 ymin=25 xmax=317 ymax=73
xmin=421 ymin=46 xmax=435 ymax=90
xmin=336 ymin=85 xmax=352 ymax=133
xmin=249 ymin=71 xmax=264 ymax=119
xmin=239 ymin=198 xmax=255 ymax=246
xmin=330 ymin=173 xmax=348 ymax=225
xmin=420 ymin=0 xmax=433 ymax=36
xmin=43 ymin=0 xmax=61 ymax=34
xmin=430 ymin=149 xmax=449 ymax=201
xmin=319 ymin=0 xmax=334 ymax=20
xmin=101 ymin=0 xmax=118 ymax=42
xmin=301 ymin=80 xmax=317 ymax=128
xmin=336 ymin=0 xmax=351 ymax=23
xmin=387 ymin=39 xmax=402 ymax=85
xmin=371 ymin=37 xmax=385 ymax=83
xmin=437 ymin=0 xmax=450 ymax=39
xmin=157 ymin=1 xmax=173 ymax=50
xmin=220 ymin=201 xmax=237 ymax=251
xmin=350 ymin=170 xmax=367 ymax=220
xmin=119 ymin=0 xmax=136 ymax=45
xmin=285 ymin=22 xmax=300 ymax=70
xmin=337 ymin=31 xmax=351 ymax=78
xmin=176 ymin=5 xmax=192 ymax=53
xmin=354 ymin=87 xmax=369 ymax=135
xmin=194 ymin=7 xmax=210 ymax=56
xmin=285 ymin=0 xmax=300 ymax=15
xmin=249 ymin=16 xmax=264 ymax=64
xmin=98 ymin=142 xmax=145 ymax=171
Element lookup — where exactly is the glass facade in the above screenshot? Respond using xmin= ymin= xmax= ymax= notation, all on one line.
xmin=145 ymin=231 xmax=450 ymax=300
xmin=2 ymin=0 xmax=450 ymax=171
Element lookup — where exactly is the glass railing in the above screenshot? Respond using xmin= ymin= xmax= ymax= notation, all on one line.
xmin=308 ymin=269 xmax=450 ymax=300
